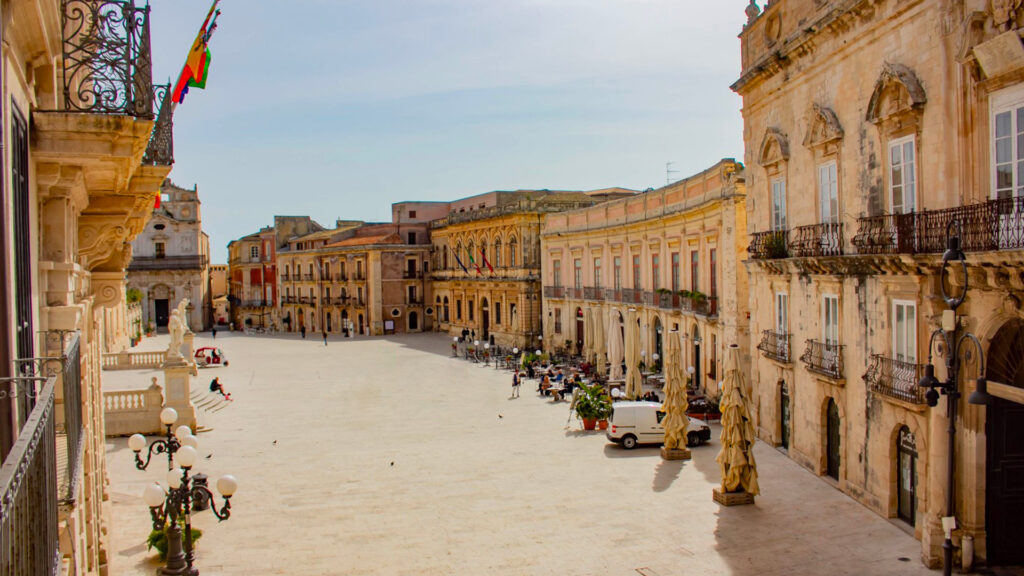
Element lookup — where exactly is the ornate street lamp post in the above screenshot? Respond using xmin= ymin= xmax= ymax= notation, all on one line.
xmin=129 ymin=407 xmax=186 ymax=471
xmin=917 ymin=221 xmax=991 ymax=576
xmin=142 ymin=444 xmax=237 ymax=576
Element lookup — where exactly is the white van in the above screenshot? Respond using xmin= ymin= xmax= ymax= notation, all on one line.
xmin=606 ymin=401 xmax=711 ymax=450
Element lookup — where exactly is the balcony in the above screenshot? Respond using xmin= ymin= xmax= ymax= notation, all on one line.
xmin=0 ymin=375 xmax=60 ymax=576
xmin=655 ymin=291 xmax=680 ymax=309
xmin=693 ymin=296 xmax=718 ymax=317
xmin=304 ymin=274 xmax=314 ymax=281
xmin=620 ymin=289 xmax=644 ymax=305
xmin=299 ymin=296 xmax=310 ymax=304
xmin=852 ymin=197 xmax=1024 ymax=254
xmin=790 ymin=223 xmax=843 ymax=257
xmin=128 ymin=255 xmax=207 ymax=271
xmin=864 ymin=355 xmax=927 ymax=405
xmin=543 ymin=286 xmax=566 ymax=299
xmin=353 ymin=298 xmax=367 ymax=308
xmin=748 ymin=230 xmax=789 ymax=260
xmin=406 ymin=296 xmax=424 ymax=305
xmin=583 ymin=287 xmax=604 ymax=301
xmin=284 ymin=296 xmax=297 ymax=304
xmin=240 ymin=300 xmax=267 ymax=308
xmin=605 ymin=288 xmax=623 ymax=302
xmin=402 ymin=270 xmax=424 ymax=279
xmin=352 ymin=273 xmax=366 ymax=282
xmin=800 ymin=339 xmax=844 ymax=380
xmin=60 ymin=0 xmax=155 ymax=118
xmin=569 ymin=287 xmax=584 ymax=300
xmin=757 ymin=330 xmax=792 ymax=364
xmin=336 ymin=273 xmax=348 ymax=281
xmin=281 ymin=273 xmax=291 ymax=282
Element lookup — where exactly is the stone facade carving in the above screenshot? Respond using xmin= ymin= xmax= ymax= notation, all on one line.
xmin=990 ymin=0 xmax=1022 ymax=31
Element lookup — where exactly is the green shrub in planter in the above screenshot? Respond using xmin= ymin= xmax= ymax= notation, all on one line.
xmin=574 ymin=382 xmax=612 ymax=420
xmin=147 ymin=519 xmax=202 ymax=560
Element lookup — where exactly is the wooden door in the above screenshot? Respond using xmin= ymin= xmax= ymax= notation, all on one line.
xmin=826 ymin=398 xmax=841 ymax=479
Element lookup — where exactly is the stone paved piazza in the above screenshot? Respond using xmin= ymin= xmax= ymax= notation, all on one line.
xmin=106 ymin=332 xmax=935 ymax=575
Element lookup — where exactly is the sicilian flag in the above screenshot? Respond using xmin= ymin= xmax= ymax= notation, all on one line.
xmin=481 ymin=249 xmax=494 ymax=273
xmin=453 ymin=252 xmax=469 ymax=274
xmin=467 ymin=252 xmax=482 ymax=275
xmin=172 ymin=1 xmax=222 ymax=105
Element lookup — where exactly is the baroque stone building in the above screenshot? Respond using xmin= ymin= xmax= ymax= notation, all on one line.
xmin=0 ymin=0 xmax=174 ymax=573
xmin=735 ymin=0 xmax=1024 ymax=567
xmin=540 ymin=160 xmax=748 ymax=396
xmin=227 ymin=216 xmax=322 ymax=329
xmin=430 ymin=189 xmax=635 ymax=348
xmin=127 ymin=180 xmax=211 ymax=331
xmin=277 ymin=209 xmax=433 ymax=336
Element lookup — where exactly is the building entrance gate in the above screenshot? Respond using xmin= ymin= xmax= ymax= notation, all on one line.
xmin=826 ymin=398 xmax=840 ymax=480
xmin=985 ymin=318 xmax=1024 ymax=565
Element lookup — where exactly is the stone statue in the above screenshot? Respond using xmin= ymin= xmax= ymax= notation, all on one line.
xmin=176 ymin=298 xmax=192 ymax=332
xmin=992 ymin=0 xmax=1023 ymax=32
xmin=745 ymin=0 xmax=761 ymax=25
xmin=167 ymin=310 xmax=184 ymax=360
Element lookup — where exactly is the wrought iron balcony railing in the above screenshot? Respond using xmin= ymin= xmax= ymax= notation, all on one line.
xmin=281 ymin=273 xmax=291 ymax=282
xmin=352 ymin=273 xmax=366 ymax=281
xmin=757 ymin=330 xmax=791 ymax=364
xmin=127 ymin=255 xmax=207 ymax=271
xmin=303 ymin=274 xmax=314 ymax=281
xmin=402 ymin=270 xmax=424 ymax=279
xmin=800 ymin=339 xmax=844 ymax=379
xmin=790 ymin=223 xmax=843 ymax=257
xmin=141 ymin=82 xmax=173 ymax=166
xmin=583 ymin=287 xmax=604 ymax=301
xmin=61 ymin=0 xmax=155 ymax=118
xmin=569 ymin=287 xmax=584 ymax=300
xmin=543 ymin=286 xmax=566 ymax=299
xmin=283 ymin=296 xmax=297 ymax=304
xmin=852 ymin=197 xmax=1024 ymax=254
xmin=620 ymin=289 xmax=644 ymax=305
xmin=864 ymin=354 xmax=927 ymax=405
xmin=748 ymin=230 xmax=789 ymax=259
xmin=604 ymin=288 xmax=623 ymax=302
xmin=336 ymin=273 xmax=348 ymax=281
xmin=693 ymin=296 xmax=719 ymax=317
xmin=656 ymin=291 xmax=679 ymax=309
xmin=406 ymin=296 xmax=424 ymax=305
xmin=0 ymin=375 xmax=60 ymax=576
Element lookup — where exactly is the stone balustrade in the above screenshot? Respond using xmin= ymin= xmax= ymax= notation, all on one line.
xmin=103 ymin=382 xmax=165 ymax=436
xmin=101 ymin=349 xmax=167 ymax=371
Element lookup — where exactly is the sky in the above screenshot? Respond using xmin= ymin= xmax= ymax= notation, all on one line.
xmin=149 ymin=1 xmax=750 ymax=263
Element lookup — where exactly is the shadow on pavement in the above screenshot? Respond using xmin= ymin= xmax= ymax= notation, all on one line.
xmin=652 ymin=458 xmax=685 ymax=492
xmin=602 ymin=444 xmax=660 ymax=459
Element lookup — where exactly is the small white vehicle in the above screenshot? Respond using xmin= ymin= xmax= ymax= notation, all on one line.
xmin=606 ymin=401 xmax=712 ymax=450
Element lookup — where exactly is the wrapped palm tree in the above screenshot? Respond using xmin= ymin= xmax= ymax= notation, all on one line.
xmin=661 ymin=331 xmax=690 ymax=460
xmin=625 ymin=308 xmax=643 ymax=399
xmin=714 ymin=344 xmax=759 ymax=506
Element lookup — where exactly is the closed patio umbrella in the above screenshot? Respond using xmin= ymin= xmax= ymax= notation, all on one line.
xmin=593 ymin=309 xmax=606 ymax=376
xmin=543 ymin=309 xmax=554 ymax=354
xmin=583 ymin=307 xmax=595 ymax=363
xmin=661 ymin=330 xmax=690 ymax=460
xmin=714 ymin=344 xmax=759 ymax=505
xmin=625 ymin=308 xmax=643 ymax=400
xmin=609 ymin=310 xmax=624 ymax=380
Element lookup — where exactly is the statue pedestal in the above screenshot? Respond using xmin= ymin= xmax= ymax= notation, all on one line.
xmin=162 ymin=358 xmax=196 ymax=431
xmin=660 ymin=447 xmax=691 ymax=461
xmin=713 ymin=488 xmax=755 ymax=506
xmin=183 ymin=331 xmax=197 ymax=375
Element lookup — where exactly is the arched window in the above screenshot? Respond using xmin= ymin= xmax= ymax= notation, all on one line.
xmin=443 ymin=296 xmax=450 ymax=322
xmin=508 ymin=237 xmax=518 ymax=267
xmin=443 ymin=246 xmax=449 ymax=270
xmin=494 ymin=238 xmax=502 ymax=268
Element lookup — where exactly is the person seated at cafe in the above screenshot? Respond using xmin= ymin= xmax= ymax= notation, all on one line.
xmin=538 ymin=374 xmax=552 ymax=395
xmin=553 ymin=369 xmax=564 ymax=383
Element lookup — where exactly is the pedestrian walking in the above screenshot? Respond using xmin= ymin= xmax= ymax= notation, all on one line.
xmin=211 ymin=326 xmax=216 ymax=339
xmin=322 ymin=331 xmax=328 ymax=346
xmin=512 ymin=370 xmax=521 ymax=398
xmin=300 ymin=325 xmax=306 ymax=339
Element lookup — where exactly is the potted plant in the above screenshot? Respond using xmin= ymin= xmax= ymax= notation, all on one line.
xmin=765 ymin=232 xmax=789 ymax=259
xmin=575 ymin=382 xmax=613 ymax=431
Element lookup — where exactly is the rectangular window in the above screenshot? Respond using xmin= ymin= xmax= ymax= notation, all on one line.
xmin=819 ymin=161 xmax=839 ymax=223
xmin=771 ymin=177 xmax=787 ymax=230
xmin=775 ymin=292 xmax=788 ymax=334
xmin=552 ymin=260 xmax=562 ymax=288
xmin=613 ymin=257 xmax=622 ymax=291
xmin=709 ymin=248 xmax=717 ymax=297
xmin=469 ymin=299 xmax=475 ymax=321
xmin=632 ymin=255 xmax=641 ymax=289
xmin=690 ymin=251 xmax=699 ymax=292
xmin=250 ymin=245 xmax=259 ymax=260
xmin=155 ymin=242 xmax=166 ymax=259
xmin=407 ymin=232 xmax=416 ymax=245
xmin=573 ymin=259 xmax=582 ymax=290
xmin=495 ymin=303 xmax=502 ymax=325
xmin=408 ymin=210 xmax=417 ymax=218
xmin=893 ymin=301 xmax=918 ymax=363
xmin=992 ymin=102 xmax=1024 ymax=200
xmin=325 ymin=287 xmax=332 ymax=300
xmin=593 ymin=257 xmax=602 ymax=289
xmin=456 ymin=299 xmax=463 ymax=320
xmin=554 ymin=308 xmax=562 ymax=333
xmin=889 ymin=137 xmax=917 ymax=214
xmin=509 ymin=243 xmax=517 ymax=267
xmin=823 ymin=295 xmax=840 ymax=345
xmin=671 ymin=252 xmax=680 ymax=292
xmin=651 ymin=254 xmax=660 ymax=291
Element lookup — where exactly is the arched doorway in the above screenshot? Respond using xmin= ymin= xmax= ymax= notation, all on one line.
xmin=358 ymin=314 xmax=364 ymax=335
xmin=409 ymin=311 xmax=419 ymax=331
xmin=985 ymin=318 xmax=1024 ymax=565
xmin=443 ymin=296 xmax=450 ymax=323
xmin=826 ymin=398 xmax=841 ymax=480
xmin=297 ymin=308 xmax=305 ymax=333
xmin=575 ymin=308 xmax=584 ymax=356
xmin=896 ymin=426 xmax=917 ymax=527
xmin=341 ymin=310 xmax=349 ymax=335
xmin=780 ymin=380 xmax=790 ymax=450
xmin=326 ymin=312 xmax=333 ymax=332
xmin=481 ymin=298 xmax=490 ymax=340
